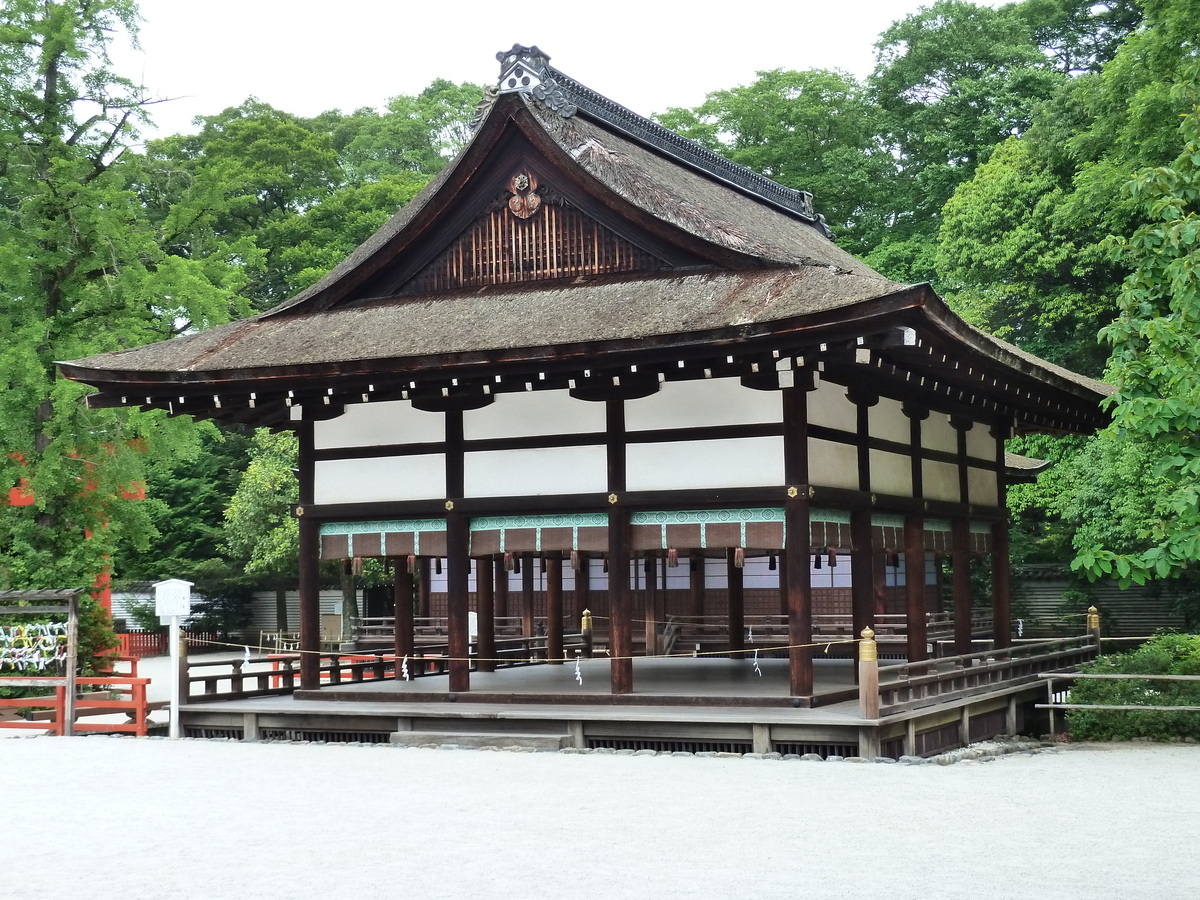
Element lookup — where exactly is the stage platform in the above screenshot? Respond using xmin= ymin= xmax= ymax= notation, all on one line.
xmin=177 ymin=655 xmax=1046 ymax=758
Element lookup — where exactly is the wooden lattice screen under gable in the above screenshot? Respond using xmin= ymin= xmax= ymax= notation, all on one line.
xmin=400 ymin=200 xmax=665 ymax=294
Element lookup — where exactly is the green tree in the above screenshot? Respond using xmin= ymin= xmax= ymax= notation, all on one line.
xmin=223 ymin=430 xmax=299 ymax=631
xmin=1073 ymin=69 xmax=1200 ymax=588
xmin=0 ymin=1 xmax=244 ymax=601
xmin=657 ymin=69 xmax=896 ymax=254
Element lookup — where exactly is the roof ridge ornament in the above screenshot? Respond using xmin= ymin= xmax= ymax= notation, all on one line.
xmin=495 ymin=43 xmax=577 ymax=117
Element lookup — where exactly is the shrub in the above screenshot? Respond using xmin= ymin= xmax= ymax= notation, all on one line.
xmin=1067 ymin=633 xmax=1200 ymax=741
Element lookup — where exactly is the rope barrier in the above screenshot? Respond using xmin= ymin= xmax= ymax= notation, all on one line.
xmin=185 ymin=635 xmax=866 ymax=666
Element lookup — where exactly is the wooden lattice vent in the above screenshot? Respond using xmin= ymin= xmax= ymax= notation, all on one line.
xmin=401 ymin=171 xmax=664 ymax=293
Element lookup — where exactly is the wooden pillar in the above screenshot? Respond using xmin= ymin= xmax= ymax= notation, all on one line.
xmin=643 ymin=553 xmax=658 ymax=656
xmin=904 ymin=515 xmax=927 ymax=664
xmin=785 ymin=496 xmax=813 ymax=697
xmin=446 ymin=514 xmax=470 ymax=692
xmin=393 ymin=561 xmax=415 ymax=666
xmin=494 ymin=558 xmax=508 ymax=619
xmin=783 ymin=383 xmax=813 ymax=697
xmin=727 ymin=550 xmax=745 ymax=655
xmin=296 ymin=422 xmax=320 ymax=691
xmin=992 ymin=521 xmax=1012 ymax=650
xmin=521 ymin=553 xmax=535 ymax=638
xmin=689 ymin=552 xmax=705 ymax=619
xmin=992 ymin=420 xmax=1012 ymax=650
xmin=418 ymin=558 xmax=431 ymax=619
xmin=298 ymin=517 xmax=320 ymax=690
xmin=777 ymin=551 xmax=789 ymax=617
xmin=850 ymin=509 xmax=875 ymax=665
xmin=873 ymin=550 xmax=888 ymax=617
xmin=849 ymin=387 xmax=878 ymax=669
xmin=547 ymin=556 xmax=564 ymax=664
xmin=576 ymin=552 xmax=590 ymax=624
xmin=475 ymin=556 xmax=495 ymax=673
xmin=952 ymin=518 xmax=972 ymax=656
xmin=607 ymin=397 xmax=632 ymax=693
xmin=608 ymin=506 xmax=633 ymax=694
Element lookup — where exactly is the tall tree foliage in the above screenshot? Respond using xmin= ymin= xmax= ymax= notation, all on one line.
xmin=0 ymin=1 xmax=245 ymax=593
xmin=1072 ymin=66 xmax=1200 ymax=588
xmin=657 ymin=69 xmax=896 ymax=255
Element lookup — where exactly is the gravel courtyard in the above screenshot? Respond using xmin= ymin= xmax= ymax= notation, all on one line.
xmin=1 ymin=737 xmax=1195 ymax=899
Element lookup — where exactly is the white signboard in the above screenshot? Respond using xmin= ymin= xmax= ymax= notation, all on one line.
xmin=153 ymin=579 xmax=193 ymax=618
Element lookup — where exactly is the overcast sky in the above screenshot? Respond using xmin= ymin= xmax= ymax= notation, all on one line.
xmin=113 ymin=0 xmax=1005 ymax=138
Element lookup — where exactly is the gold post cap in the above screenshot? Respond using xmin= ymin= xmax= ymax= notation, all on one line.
xmin=860 ymin=626 xmax=877 ymax=661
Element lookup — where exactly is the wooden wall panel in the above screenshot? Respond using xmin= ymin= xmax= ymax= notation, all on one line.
xmin=403 ymin=204 xmax=662 ymax=293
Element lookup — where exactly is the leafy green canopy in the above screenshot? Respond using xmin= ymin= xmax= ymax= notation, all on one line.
xmin=0 ymin=1 xmax=247 ymax=598
xmin=1072 ymin=67 xmax=1200 ymax=588
xmin=657 ymin=69 xmax=897 ymax=256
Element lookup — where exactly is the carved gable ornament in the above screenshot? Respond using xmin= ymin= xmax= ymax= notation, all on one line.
xmin=508 ymin=172 xmax=541 ymax=219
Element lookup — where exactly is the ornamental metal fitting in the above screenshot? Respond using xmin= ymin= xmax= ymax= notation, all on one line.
xmin=787 ymin=486 xmax=798 ymax=499
xmin=608 ymin=493 xmax=619 ymax=505
xmin=444 ymin=500 xmax=455 ymax=511
xmin=859 ymin=627 xmax=877 ymax=662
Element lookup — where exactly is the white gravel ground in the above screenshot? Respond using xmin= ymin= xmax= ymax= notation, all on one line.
xmin=1 ymin=737 xmax=1196 ymax=899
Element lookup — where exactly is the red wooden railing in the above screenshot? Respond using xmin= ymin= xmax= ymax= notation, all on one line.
xmin=0 ymin=674 xmax=151 ymax=736
xmin=118 ymin=631 xmax=220 ymax=658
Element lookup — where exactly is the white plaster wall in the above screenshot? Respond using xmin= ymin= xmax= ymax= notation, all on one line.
xmin=464 ymin=389 xmax=605 ymax=440
xmin=868 ymin=396 xmax=910 ymax=443
xmin=870 ymin=449 xmax=913 ymax=497
xmin=923 ymin=414 xmax=959 ymax=454
xmin=807 ymin=380 xmax=857 ymax=432
xmin=922 ymin=459 xmax=961 ymax=502
xmin=314 ymin=455 xmax=445 ymax=504
xmin=313 ymin=400 xmax=444 ymax=450
xmin=808 ymin=437 xmax=859 ymax=490
xmin=464 ymin=445 xmax=607 ymax=497
xmin=626 ymin=436 xmax=784 ymax=491
xmin=966 ymin=423 xmax=996 ymax=462
xmin=625 ymin=377 xmax=781 ymax=432
xmin=968 ymin=467 xmax=1000 ymax=507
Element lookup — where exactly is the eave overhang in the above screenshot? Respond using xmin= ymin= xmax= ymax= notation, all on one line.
xmin=59 ymin=282 xmax=1111 ymax=435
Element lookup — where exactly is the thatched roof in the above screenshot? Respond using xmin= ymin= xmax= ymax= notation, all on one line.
xmin=59 ymin=46 xmax=1110 ymax=435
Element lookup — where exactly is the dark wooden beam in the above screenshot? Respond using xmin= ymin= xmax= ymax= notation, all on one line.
xmin=296 ymin=422 xmax=320 ymax=691
xmin=952 ymin=518 xmax=972 ymax=656
xmin=608 ymin=505 xmax=633 ymax=694
xmin=728 ymin=549 xmax=745 ymax=656
xmin=521 ymin=553 xmax=535 ymax=639
xmin=476 ymin=556 xmax=495 ymax=673
xmin=393 ymin=561 xmax=415 ymax=666
xmin=850 ymin=509 xmax=874 ymax=670
xmin=644 ymin=553 xmax=659 ymax=657
xmin=783 ymin=386 xmax=813 ymax=697
xmin=446 ymin=512 xmax=471 ymax=693
xmin=904 ymin=514 xmax=927 ymax=665
xmin=689 ymin=552 xmax=705 ymax=619
xmin=992 ymin=419 xmax=1012 ymax=650
xmin=546 ymin=556 xmax=564 ymax=665
xmin=494 ymin=556 xmax=509 ymax=618
xmin=418 ymin=558 xmax=431 ymax=619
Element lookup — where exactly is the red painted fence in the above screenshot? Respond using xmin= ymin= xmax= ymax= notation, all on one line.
xmin=118 ymin=631 xmax=221 ymax=658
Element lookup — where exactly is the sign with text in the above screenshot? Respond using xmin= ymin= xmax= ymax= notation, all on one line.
xmin=153 ymin=579 xmax=193 ymax=618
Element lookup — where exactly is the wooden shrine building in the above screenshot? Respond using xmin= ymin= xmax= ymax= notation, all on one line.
xmin=60 ymin=45 xmax=1109 ymax=707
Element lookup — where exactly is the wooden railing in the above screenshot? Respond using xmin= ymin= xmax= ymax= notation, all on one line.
xmin=0 ymin=673 xmax=152 ymax=736
xmin=117 ymin=631 xmax=221 ymax=658
xmin=664 ymin=612 xmax=993 ymax=646
xmin=1039 ymin=672 xmax=1200 ymax=738
xmin=876 ymin=634 xmax=1099 ymax=716
xmin=354 ymin=616 xmax=567 ymax=641
xmin=183 ymin=631 xmax=588 ymax=703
